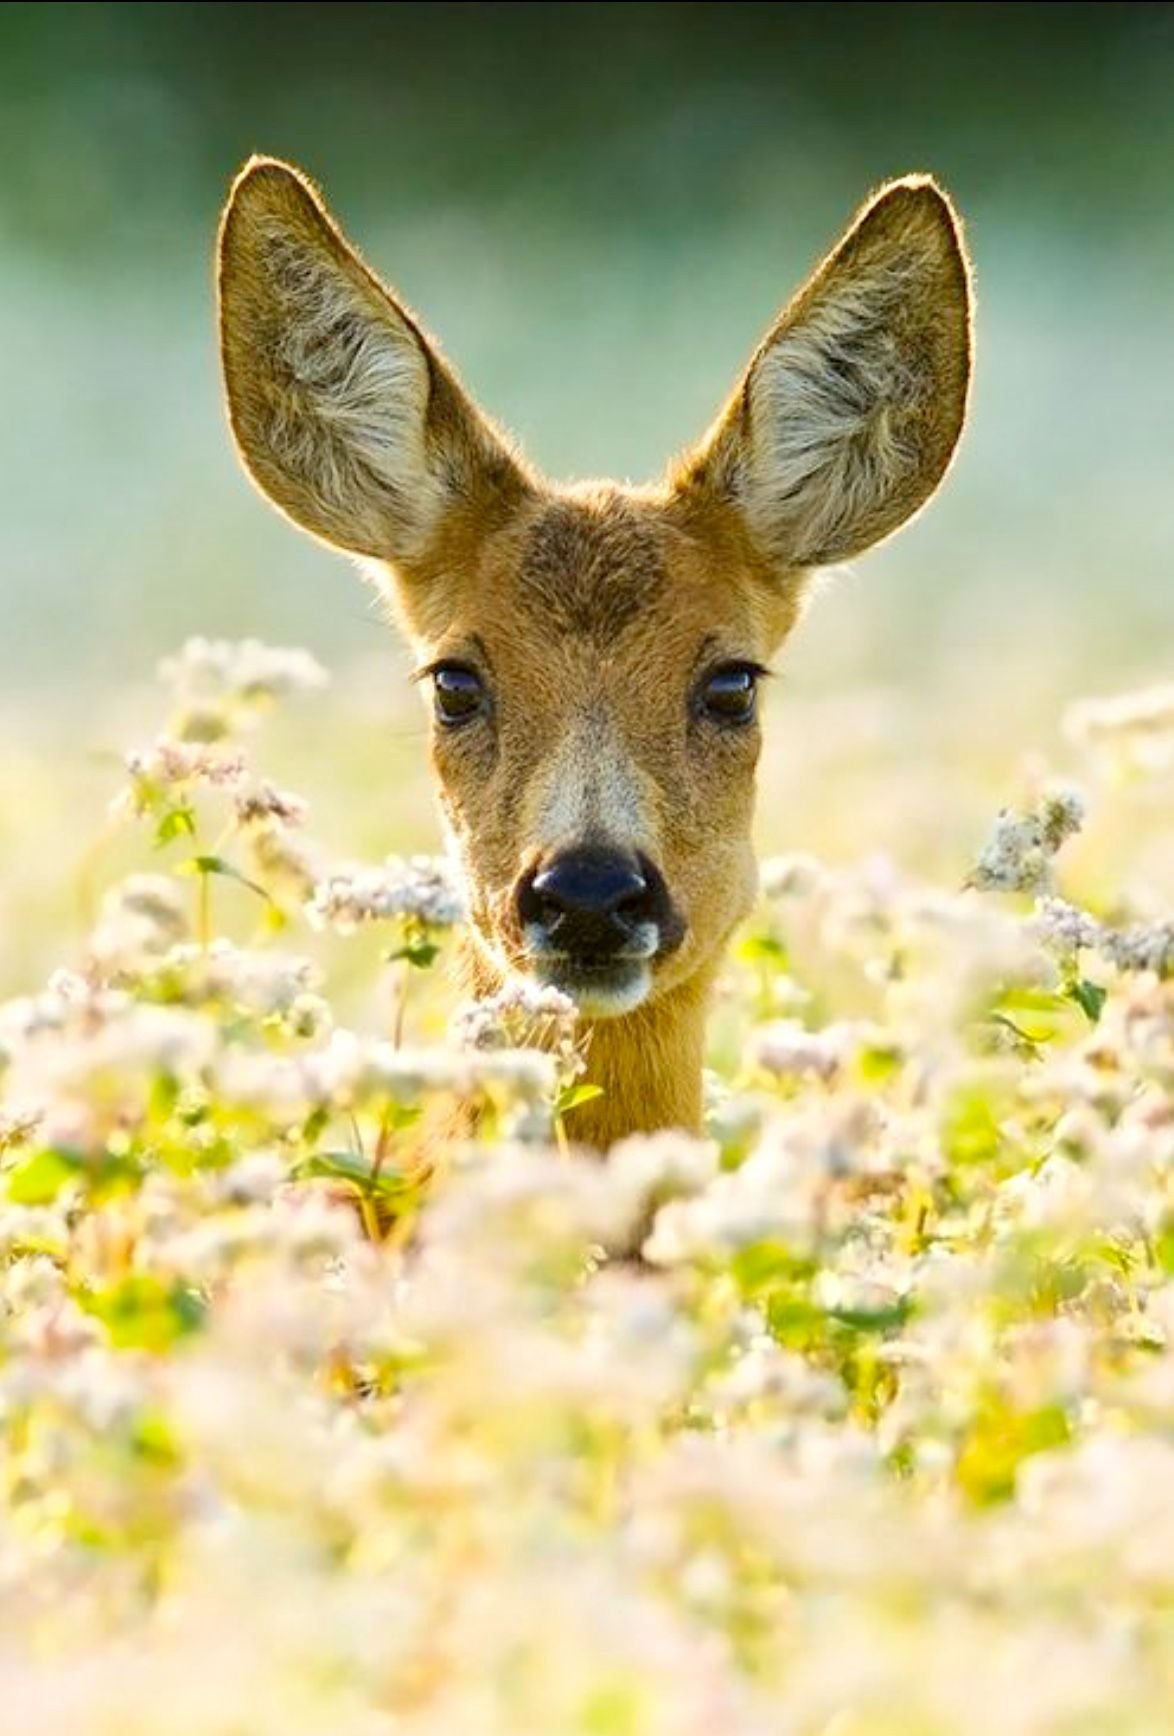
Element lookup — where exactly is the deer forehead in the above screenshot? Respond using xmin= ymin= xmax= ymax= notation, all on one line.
xmin=408 ymin=488 xmax=780 ymax=673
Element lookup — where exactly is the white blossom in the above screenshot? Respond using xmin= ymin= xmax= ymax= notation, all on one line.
xmin=454 ymin=978 xmax=578 ymax=1053
xmin=233 ymin=779 xmax=309 ymax=827
xmin=158 ymin=636 xmax=329 ymax=707
xmin=970 ymin=785 xmax=1086 ymax=893
xmin=1100 ymin=918 xmax=1174 ymax=977
xmin=751 ymin=1018 xmax=846 ymax=1082
xmin=124 ymin=736 xmax=245 ymax=792
xmin=1031 ymin=895 xmax=1104 ymax=958
xmin=1065 ymin=682 xmax=1174 ymax=767
xmin=306 ymin=854 xmax=465 ymax=932
xmin=759 ymin=852 xmax=823 ymax=898
xmin=87 ymin=873 xmax=190 ymax=970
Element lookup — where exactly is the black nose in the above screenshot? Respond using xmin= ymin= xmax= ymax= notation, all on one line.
xmin=516 ymin=848 xmax=661 ymax=958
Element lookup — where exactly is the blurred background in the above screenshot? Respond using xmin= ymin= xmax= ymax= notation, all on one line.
xmin=1 ymin=2 xmax=1171 ymax=986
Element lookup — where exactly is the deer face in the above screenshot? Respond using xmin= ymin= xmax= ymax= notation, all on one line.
xmin=218 ymin=160 xmax=971 ymax=1018
xmin=404 ymin=485 xmax=793 ymax=1015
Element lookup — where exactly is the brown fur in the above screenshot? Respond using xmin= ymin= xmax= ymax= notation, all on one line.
xmin=217 ymin=157 xmax=973 ymax=1149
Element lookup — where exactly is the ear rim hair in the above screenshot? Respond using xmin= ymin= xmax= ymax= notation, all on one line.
xmin=217 ymin=155 xmax=531 ymax=563
xmin=669 ymin=174 xmax=974 ymax=574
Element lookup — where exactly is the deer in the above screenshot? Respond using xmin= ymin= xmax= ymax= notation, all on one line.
xmin=217 ymin=157 xmax=972 ymax=1152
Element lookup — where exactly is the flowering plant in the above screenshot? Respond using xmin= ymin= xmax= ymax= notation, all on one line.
xmin=0 ymin=642 xmax=1170 ymax=1733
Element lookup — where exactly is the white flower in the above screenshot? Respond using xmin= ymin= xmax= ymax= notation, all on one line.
xmin=1100 ymin=918 xmax=1174 ymax=977
xmin=751 ymin=1018 xmax=845 ymax=1082
xmin=970 ymin=785 xmax=1086 ymax=893
xmin=708 ymin=1337 xmax=846 ymax=1417
xmin=146 ymin=940 xmax=321 ymax=1017
xmin=233 ymin=780 xmax=309 ymax=827
xmin=306 ymin=854 xmax=465 ymax=932
xmin=88 ymin=873 xmax=190 ymax=970
xmin=454 ymin=978 xmax=578 ymax=1054
xmin=1034 ymin=899 xmax=1173 ymax=978
xmin=124 ymin=736 xmax=246 ymax=792
xmin=643 ymin=1098 xmax=881 ymax=1267
xmin=247 ymin=817 xmax=324 ymax=899
xmin=644 ymin=1151 xmax=809 ymax=1266
xmin=158 ymin=636 xmax=329 ymax=707
xmin=1032 ymin=895 xmax=1104 ymax=958
xmin=212 ymin=1026 xmax=557 ymax=1124
xmin=609 ymin=1131 xmax=718 ymax=1206
xmin=214 ymin=1152 xmax=288 ymax=1205
xmin=759 ymin=852 xmax=823 ymax=898
xmin=1065 ymin=683 xmax=1174 ymax=766
xmin=601 ymin=1132 xmax=720 ymax=1254
xmin=8 ymin=1002 xmax=217 ymax=1118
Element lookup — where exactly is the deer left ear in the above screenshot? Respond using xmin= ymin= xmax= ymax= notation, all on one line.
xmin=675 ymin=176 xmax=972 ymax=572
xmin=217 ymin=156 xmax=529 ymax=566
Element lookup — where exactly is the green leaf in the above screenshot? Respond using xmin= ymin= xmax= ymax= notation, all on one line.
xmin=1153 ymin=1223 xmax=1174 ymax=1276
xmin=826 ymin=1298 xmax=912 ymax=1334
xmin=766 ymin=1289 xmax=823 ymax=1347
xmin=856 ymin=1041 xmax=904 ymax=1083
xmin=556 ymin=1082 xmax=604 ymax=1115
xmin=942 ymin=1085 xmax=1006 ymax=1167
xmin=988 ymin=1012 xmax=1046 ymax=1052
xmin=154 ymin=803 xmax=196 ymax=847
xmin=5 ymin=1147 xmax=81 ymax=1205
xmin=293 ymin=1149 xmax=414 ymax=1201
xmin=85 ymin=1276 xmax=205 ymax=1353
xmin=131 ymin=1410 xmax=181 ymax=1466
xmin=987 ymin=984 xmax=1075 ymax=1047
xmin=738 ymin=927 xmax=789 ymax=959
xmin=956 ymin=1401 xmax=1071 ymax=1506
xmin=579 ymin=1679 xmax=644 ymax=1736
xmin=386 ymin=939 xmax=441 ymax=970
xmin=302 ymin=1106 xmax=330 ymax=1144
xmin=1066 ymin=976 xmax=1107 ymax=1024
xmin=179 ymin=854 xmax=273 ymax=905
xmin=732 ymin=1240 xmax=813 ymax=1295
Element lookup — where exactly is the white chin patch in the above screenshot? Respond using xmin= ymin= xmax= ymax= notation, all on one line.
xmin=535 ymin=959 xmax=652 ymax=1019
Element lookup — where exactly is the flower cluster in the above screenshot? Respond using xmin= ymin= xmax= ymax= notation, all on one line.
xmin=159 ymin=634 xmax=329 ymax=708
xmin=0 ymin=644 xmax=1170 ymax=1733
xmin=969 ymin=784 xmax=1086 ymax=892
xmin=454 ymin=976 xmax=579 ymax=1055
xmin=1035 ymin=895 xmax=1174 ymax=977
xmin=1065 ymin=681 xmax=1174 ymax=771
xmin=307 ymin=854 xmax=466 ymax=932
xmin=125 ymin=735 xmax=245 ymax=794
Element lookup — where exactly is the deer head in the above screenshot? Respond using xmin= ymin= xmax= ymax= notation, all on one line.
xmin=218 ymin=158 xmax=971 ymax=1142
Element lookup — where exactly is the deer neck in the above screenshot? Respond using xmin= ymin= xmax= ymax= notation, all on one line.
xmin=457 ymin=938 xmax=711 ymax=1148
xmin=571 ymin=976 xmax=711 ymax=1147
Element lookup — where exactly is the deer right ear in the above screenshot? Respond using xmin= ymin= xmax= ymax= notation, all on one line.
xmin=674 ymin=176 xmax=972 ymax=573
xmin=217 ymin=157 xmax=525 ymax=563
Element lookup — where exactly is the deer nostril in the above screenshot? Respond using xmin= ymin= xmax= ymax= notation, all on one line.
xmin=517 ymin=849 xmax=659 ymax=955
xmin=531 ymin=858 xmax=649 ymax=921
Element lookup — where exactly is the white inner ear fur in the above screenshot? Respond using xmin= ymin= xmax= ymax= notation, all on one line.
xmin=741 ymin=245 xmax=936 ymax=568
xmin=257 ymin=222 xmax=442 ymax=556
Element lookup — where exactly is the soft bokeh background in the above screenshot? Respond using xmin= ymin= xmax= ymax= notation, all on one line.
xmin=2 ymin=1 xmax=1172 ymax=988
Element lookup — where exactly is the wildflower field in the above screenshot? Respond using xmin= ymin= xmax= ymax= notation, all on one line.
xmin=0 ymin=638 xmax=1171 ymax=1735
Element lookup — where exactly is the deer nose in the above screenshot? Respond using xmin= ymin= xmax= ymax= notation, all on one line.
xmin=516 ymin=849 xmax=657 ymax=958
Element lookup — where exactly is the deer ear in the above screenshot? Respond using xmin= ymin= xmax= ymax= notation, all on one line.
xmin=217 ymin=157 xmax=526 ymax=562
xmin=676 ymin=176 xmax=972 ymax=571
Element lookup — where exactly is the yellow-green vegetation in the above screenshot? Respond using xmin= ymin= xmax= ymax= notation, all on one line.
xmin=0 ymin=641 xmax=1171 ymax=1734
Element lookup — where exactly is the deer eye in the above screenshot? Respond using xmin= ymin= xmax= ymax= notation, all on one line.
xmin=696 ymin=663 xmax=763 ymax=727
xmin=431 ymin=663 xmax=486 ymax=727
